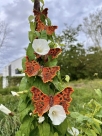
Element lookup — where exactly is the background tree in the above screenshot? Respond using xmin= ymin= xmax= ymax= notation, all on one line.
xmin=85 ymin=46 xmax=102 ymax=78
xmin=82 ymin=8 xmax=102 ymax=47
xmin=56 ymin=24 xmax=81 ymax=51
xmin=57 ymin=24 xmax=86 ymax=80
xmin=0 ymin=20 xmax=11 ymax=48
xmin=58 ymin=43 xmax=86 ymax=80
xmin=57 ymin=24 xmax=102 ymax=80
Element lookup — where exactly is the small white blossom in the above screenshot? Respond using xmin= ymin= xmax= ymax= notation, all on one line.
xmin=32 ymin=39 xmax=50 ymax=55
xmin=29 ymin=112 xmax=33 ymax=116
xmin=67 ymin=127 xmax=79 ymax=136
xmin=38 ymin=116 xmax=45 ymax=123
xmin=11 ymin=91 xmax=19 ymax=96
xmin=48 ymin=105 xmax=66 ymax=125
xmin=0 ymin=104 xmax=12 ymax=115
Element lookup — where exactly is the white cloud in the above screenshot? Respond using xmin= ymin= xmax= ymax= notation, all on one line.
xmin=0 ymin=0 xmax=102 ymax=73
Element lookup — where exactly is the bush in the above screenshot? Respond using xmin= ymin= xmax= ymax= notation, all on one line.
xmin=0 ymin=115 xmax=20 ymax=136
xmin=7 ymin=76 xmax=23 ymax=87
xmin=0 ymin=86 xmax=19 ymax=95
xmin=0 ymin=76 xmax=2 ymax=89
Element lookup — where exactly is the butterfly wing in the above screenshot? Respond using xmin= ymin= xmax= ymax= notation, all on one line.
xmin=31 ymin=86 xmax=50 ymax=116
xmin=53 ymin=87 xmax=74 ymax=114
xmin=34 ymin=8 xmax=48 ymax=17
xmin=36 ymin=19 xmax=57 ymax=35
xmin=34 ymin=8 xmax=48 ymax=22
xmin=42 ymin=8 xmax=48 ymax=17
xmin=41 ymin=66 xmax=60 ymax=83
xmin=48 ymin=48 xmax=62 ymax=59
xmin=36 ymin=19 xmax=45 ymax=31
xmin=25 ymin=60 xmax=40 ymax=77
xmin=46 ymin=26 xmax=58 ymax=35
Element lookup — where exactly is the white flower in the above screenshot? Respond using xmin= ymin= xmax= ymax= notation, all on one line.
xmin=11 ymin=91 xmax=19 ymax=96
xmin=67 ymin=127 xmax=79 ymax=136
xmin=38 ymin=116 xmax=45 ymax=123
xmin=48 ymin=105 xmax=66 ymax=125
xmin=0 ymin=104 xmax=12 ymax=115
xmin=32 ymin=39 xmax=50 ymax=55
xmin=29 ymin=112 xmax=33 ymax=116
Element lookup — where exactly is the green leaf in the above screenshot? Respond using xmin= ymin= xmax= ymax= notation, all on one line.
xmin=93 ymin=121 xmax=101 ymax=134
xmin=70 ymin=112 xmax=90 ymax=123
xmin=18 ymin=116 xmax=33 ymax=136
xmin=65 ymin=75 xmax=70 ymax=82
xmin=55 ymin=119 xmax=68 ymax=135
xmin=45 ymin=59 xmax=58 ymax=67
xmin=18 ymin=100 xmax=27 ymax=112
xmin=85 ymin=129 xmax=97 ymax=136
xmin=28 ymin=31 xmax=34 ymax=43
xmin=19 ymin=77 xmax=27 ymax=91
xmin=93 ymin=118 xmax=102 ymax=124
xmin=54 ymin=132 xmax=58 ymax=136
xmin=30 ymin=22 xmax=35 ymax=32
xmin=31 ymin=77 xmax=53 ymax=95
xmin=28 ymin=15 xmax=34 ymax=22
xmin=38 ymin=122 xmax=50 ymax=136
xmin=92 ymin=125 xmax=100 ymax=134
xmin=26 ymin=43 xmax=35 ymax=60
xmin=94 ymin=89 xmax=102 ymax=98
xmin=40 ymin=0 xmax=44 ymax=5
xmin=52 ymin=77 xmax=67 ymax=91
xmin=30 ymin=127 xmax=39 ymax=136
xmin=20 ymin=106 xmax=31 ymax=121
xmin=22 ymin=57 xmax=26 ymax=71
xmin=96 ymin=109 xmax=102 ymax=118
xmin=35 ymin=31 xmax=40 ymax=37
xmin=49 ymin=132 xmax=54 ymax=136
xmin=47 ymin=18 xmax=51 ymax=26
xmin=15 ymin=130 xmax=22 ymax=136
xmin=40 ymin=30 xmax=47 ymax=40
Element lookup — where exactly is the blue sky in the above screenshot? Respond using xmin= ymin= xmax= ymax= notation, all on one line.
xmin=0 ymin=0 xmax=102 ymax=73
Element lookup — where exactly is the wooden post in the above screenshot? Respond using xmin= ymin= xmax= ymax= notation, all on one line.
xmin=33 ymin=0 xmax=40 ymax=12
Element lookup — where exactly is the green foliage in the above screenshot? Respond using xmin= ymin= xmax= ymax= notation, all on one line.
xmin=26 ymin=43 xmax=35 ymax=60
xmin=0 ymin=76 xmax=2 ymax=88
xmin=28 ymin=15 xmax=34 ymax=22
xmin=0 ymin=86 xmax=19 ymax=95
xmin=58 ymin=43 xmax=86 ymax=80
xmin=0 ymin=93 xmax=20 ymax=136
xmin=58 ymin=41 xmax=102 ymax=80
xmin=0 ymin=115 xmax=20 ymax=136
xmin=40 ymin=30 xmax=47 ymax=40
xmin=7 ymin=76 xmax=23 ymax=87
xmin=70 ymin=98 xmax=102 ymax=135
xmin=67 ymin=79 xmax=102 ymax=136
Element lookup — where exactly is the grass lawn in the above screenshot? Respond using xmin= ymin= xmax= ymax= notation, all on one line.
xmin=68 ymin=79 xmax=102 ymax=111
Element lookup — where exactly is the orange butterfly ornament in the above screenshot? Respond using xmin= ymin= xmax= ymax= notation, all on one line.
xmin=48 ymin=48 xmax=62 ymax=59
xmin=24 ymin=57 xmax=41 ymax=77
xmin=41 ymin=66 xmax=60 ymax=83
xmin=34 ymin=8 xmax=58 ymax=35
xmin=24 ymin=57 xmax=60 ymax=83
xmin=33 ymin=8 xmax=48 ymax=21
xmin=31 ymin=86 xmax=74 ymax=116
xmin=36 ymin=19 xmax=58 ymax=35
xmin=35 ymin=48 xmax=62 ymax=59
